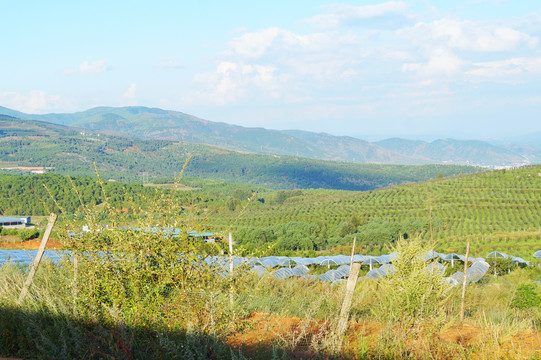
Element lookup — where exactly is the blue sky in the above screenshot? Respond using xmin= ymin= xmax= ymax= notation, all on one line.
xmin=1 ymin=0 xmax=541 ymax=140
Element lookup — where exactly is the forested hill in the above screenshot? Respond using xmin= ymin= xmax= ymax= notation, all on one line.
xmin=1 ymin=105 xmax=537 ymax=166
xmin=0 ymin=116 xmax=480 ymax=190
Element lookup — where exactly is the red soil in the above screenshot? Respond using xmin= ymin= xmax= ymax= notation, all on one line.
xmin=0 ymin=237 xmax=63 ymax=249
xmin=226 ymin=312 xmax=541 ymax=359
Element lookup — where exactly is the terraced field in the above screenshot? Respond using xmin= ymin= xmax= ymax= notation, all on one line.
xmin=207 ymin=166 xmax=541 ymax=259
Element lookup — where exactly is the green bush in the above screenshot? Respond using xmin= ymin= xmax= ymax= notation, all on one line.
xmin=337 ymin=221 xmax=356 ymax=237
xmin=226 ymin=197 xmax=241 ymax=211
xmin=488 ymin=258 xmax=517 ymax=276
xmin=0 ymin=228 xmax=18 ymax=236
xmin=511 ymin=284 xmax=541 ymax=309
xmin=373 ymin=238 xmax=452 ymax=325
xmin=18 ymin=228 xmax=40 ymax=241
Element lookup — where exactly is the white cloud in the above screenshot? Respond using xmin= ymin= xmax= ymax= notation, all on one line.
xmin=399 ymin=18 xmax=538 ymax=52
xmin=229 ymin=26 xmax=248 ymax=35
xmin=341 ymin=69 xmax=358 ymax=78
xmin=186 ymin=62 xmax=279 ymax=105
xmin=0 ymin=90 xmax=72 ymax=114
xmin=182 ymin=5 xmax=541 ymax=125
xmin=156 ymin=57 xmax=183 ymax=69
xmin=224 ymin=27 xmax=368 ymax=81
xmin=402 ymin=48 xmax=464 ymax=76
xmin=305 ymin=2 xmax=409 ymax=28
xmin=64 ymin=60 xmax=109 ymax=75
xmin=227 ymin=27 xmax=333 ymax=59
xmin=121 ymin=84 xmax=138 ymax=106
xmin=124 ymin=84 xmax=137 ymax=99
xmin=467 ymin=57 xmax=541 ymax=77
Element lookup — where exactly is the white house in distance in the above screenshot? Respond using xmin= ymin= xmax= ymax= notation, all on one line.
xmin=0 ymin=216 xmax=31 ymax=228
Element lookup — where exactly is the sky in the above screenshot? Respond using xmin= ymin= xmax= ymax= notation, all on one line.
xmin=1 ymin=0 xmax=541 ymax=141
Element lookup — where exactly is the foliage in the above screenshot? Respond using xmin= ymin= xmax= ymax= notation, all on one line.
xmin=226 ymin=197 xmax=242 ymax=211
xmin=0 ymin=227 xmax=39 ymax=241
xmin=373 ymin=238 xmax=453 ymax=325
xmin=511 ymin=284 xmax=541 ymax=309
xmin=0 ymin=173 xmax=160 ymax=216
xmin=488 ymin=258 xmax=518 ymax=276
xmin=209 ymin=165 xmax=541 ymax=257
xmin=17 ymin=228 xmax=40 ymax=241
xmin=1 ymin=165 xmax=541 ymax=259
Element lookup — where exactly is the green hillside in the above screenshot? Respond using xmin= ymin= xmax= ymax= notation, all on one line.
xmin=0 ymin=115 xmax=479 ymax=190
xmin=207 ymin=165 xmax=541 ymax=259
xmin=1 ymin=166 xmax=540 ymax=259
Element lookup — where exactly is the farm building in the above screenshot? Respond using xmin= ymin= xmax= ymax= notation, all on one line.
xmin=0 ymin=216 xmax=31 ymax=228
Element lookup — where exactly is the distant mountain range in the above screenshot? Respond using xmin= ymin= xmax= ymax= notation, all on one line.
xmin=0 ymin=114 xmax=479 ymax=190
xmin=0 ymin=105 xmax=539 ymax=167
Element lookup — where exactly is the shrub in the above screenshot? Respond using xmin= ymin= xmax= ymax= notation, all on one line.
xmin=511 ymin=284 xmax=541 ymax=309
xmin=372 ymin=238 xmax=452 ymax=325
xmin=488 ymin=258 xmax=517 ymax=276
xmin=53 ymin=164 xmax=242 ymax=358
xmin=337 ymin=221 xmax=356 ymax=237
xmin=226 ymin=197 xmax=241 ymax=211
xmin=18 ymin=228 xmax=40 ymax=241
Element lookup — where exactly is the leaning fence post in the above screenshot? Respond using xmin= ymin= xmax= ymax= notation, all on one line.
xmin=229 ymin=232 xmax=234 ymax=306
xmin=18 ymin=213 xmax=57 ymax=304
xmin=460 ymin=241 xmax=470 ymax=322
xmin=349 ymin=237 xmax=356 ymax=268
xmin=337 ymin=262 xmax=361 ymax=336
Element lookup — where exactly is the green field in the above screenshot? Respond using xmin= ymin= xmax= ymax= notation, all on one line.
xmin=205 ymin=166 xmax=541 ymax=259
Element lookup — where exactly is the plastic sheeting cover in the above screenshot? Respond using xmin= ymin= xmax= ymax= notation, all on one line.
xmin=0 ymin=250 xmax=63 ymax=266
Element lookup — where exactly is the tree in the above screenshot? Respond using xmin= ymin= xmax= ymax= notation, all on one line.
xmin=226 ymin=197 xmax=241 ymax=211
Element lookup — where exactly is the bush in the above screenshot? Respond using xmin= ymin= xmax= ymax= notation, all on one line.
xmin=0 ymin=228 xmax=19 ymax=236
xmin=18 ymin=228 xmax=40 ymax=241
xmin=372 ymin=238 xmax=452 ymax=325
xmin=488 ymin=258 xmax=517 ymax=276
xmin=337 ymin=221 xmax=356 ymax=237
xmin=52 ymin=165 xmax=243 ymax=358
xmin=511 ymin=284 xmax=541 ymax=309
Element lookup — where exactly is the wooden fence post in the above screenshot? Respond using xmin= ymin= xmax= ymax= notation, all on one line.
xmin=349 ymin=237 xmax=356 ymax=268
xmin=18 ymin=213 xmax=57 ymax=304
xmin=229 ymin=232 xmax=234 ymax=306
xmin=460 ymin=241 xmax=470 ymax=322
xmin=337 ymin=262 xmax=361 ymax=336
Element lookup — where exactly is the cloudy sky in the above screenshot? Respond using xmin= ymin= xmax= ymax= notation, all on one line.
xmin=1 ymin=0 xmax=541 ymax=140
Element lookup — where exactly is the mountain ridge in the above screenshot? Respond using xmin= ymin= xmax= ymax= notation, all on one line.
xmin=0 ymin=115 xmax=480 ymax=190
xmin=0 ymin=105 xmax=538 ymax=167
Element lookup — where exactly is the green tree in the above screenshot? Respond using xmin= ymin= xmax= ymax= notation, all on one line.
xmin=226 ymin=197 xmax=241 ymax=211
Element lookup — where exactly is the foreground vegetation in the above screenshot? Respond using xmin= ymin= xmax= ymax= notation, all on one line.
xmin=2 ymin=237 xmax=541 ymax=359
